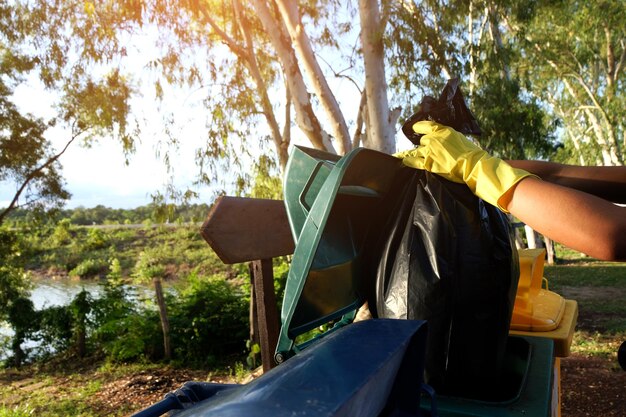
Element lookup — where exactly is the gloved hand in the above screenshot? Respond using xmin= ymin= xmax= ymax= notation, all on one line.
xmin=397 ymin=121 xmax=537 ymax=212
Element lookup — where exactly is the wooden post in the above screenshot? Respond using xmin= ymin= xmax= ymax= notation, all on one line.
xmin=248 ymin=264 xmax=259 ymax=345
xmin=200 ymin=196 xmax=294 ymax=371
xmin=251 ymin=259 xmax=281 ymax=372
xmin=154 ymin=277 xmax=171 ymax=360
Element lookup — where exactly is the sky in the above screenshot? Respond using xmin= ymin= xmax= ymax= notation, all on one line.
xmin=0 ymin=9 xmax=406 ymax=211
xmin=1 ymin=77 xmax=215 ymax=210
xmin=0 ymin=26 xmax=226 ymax=210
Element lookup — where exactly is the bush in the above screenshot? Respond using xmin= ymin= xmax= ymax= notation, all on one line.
xmin=168 ymin=272 xmax=249 ymax=366
xmin=49 ymin=219 xmax=73 ymax=246
xmin=96 ymin=312 xmax=160 ymax=362
xmin=69 ymin=258 xmax=108 ymax=278
xmin=84 ymin=228 xmax=109 ymax=250
xmin=37 ymin=305 xmax=73 ymax=354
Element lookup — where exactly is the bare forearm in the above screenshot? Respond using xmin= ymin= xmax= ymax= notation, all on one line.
xmin=505 ymin=177 xmax=626 ymax=261
xmin=507 ymin=160 xmax=626 ymax=204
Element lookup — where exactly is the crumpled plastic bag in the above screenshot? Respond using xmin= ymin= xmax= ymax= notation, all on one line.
xmin=371 ymin=170 xmax=519 ymax=400
xmin=401 ymin=78 xmax=482 ymax=145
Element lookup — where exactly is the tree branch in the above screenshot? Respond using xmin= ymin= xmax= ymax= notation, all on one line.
xmin=231 ymin=0 xmax=288 ymax=168
xmin=275 ymin=0 xmax=351 ymax=153
xmin=197 ymin=1 xmax=248 ymax=60
xmin=615 ymin=38 xmax=626 ymax=80
xmin=0 ymin=131 xmax=82 ymax=224
xmin=352 ymin=89 xmax=367 ymax=149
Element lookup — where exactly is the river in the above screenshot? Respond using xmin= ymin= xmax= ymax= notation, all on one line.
xmin=1 ymin=278 xmax=150 ymax=360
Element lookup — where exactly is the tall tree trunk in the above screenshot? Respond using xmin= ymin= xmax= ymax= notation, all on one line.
xmin=200 ymin=2 xmax=291 ymax=169
xmin=250 ymin=0 xmax=336 ymax=156
xmin=11 ymin=334 xmax=25 ymax=368
xmin=154 ymin=277 xmax=171 ymax=361
xmin=359 ymin=0 xmax=395 ymax=154
xmin=75 ymin=324 xmax=86 ymax=358
xmin=275 ymin=0 xmax=352 ymax=154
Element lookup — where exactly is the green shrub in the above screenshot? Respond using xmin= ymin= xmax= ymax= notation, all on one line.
xmin=96 ymin=312 xmax=160 ymax=362
xmin=168 ymin=272 xmax=249 ymax=366
xmin=37 ymin=305 xmax=73 ymax=354
xmin=69 ymin=258 xmax=108 ymax=278
xmin=49 ymin=219 xmax=73 ymax=246
xmin=84 ymin=228 xmax=109 ymax=250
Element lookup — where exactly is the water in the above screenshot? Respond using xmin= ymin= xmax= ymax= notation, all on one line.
xmin=1 ymin=278 xmax=151 ymax=361
xmin=30 ymin=278 xmax=103 ymax=309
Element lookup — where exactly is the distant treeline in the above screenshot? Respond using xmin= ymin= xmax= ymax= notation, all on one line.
xmin=5 ymin=203 xmax=212 ymax=226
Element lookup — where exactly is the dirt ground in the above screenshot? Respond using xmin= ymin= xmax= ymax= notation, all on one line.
xmin=2 ymin=343 xmax=624 ymax=417
xmin=89 ymin=355 xmax=626 ymax=416
xmin=2 ymin=297 xmax=625 ymax=417
xmin=561 ymin=354 xmax=625 ymax=417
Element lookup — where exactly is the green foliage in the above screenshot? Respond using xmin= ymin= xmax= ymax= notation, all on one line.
xmin=0 ymin=228 xmax=34 ymax=365
xmin=69 ymin=257 xmax=109 ymax=278
xmin=1 ymin=218 xmax=254 ymax=368
xmin=37 ymin=305 xmax=73 ymax=353
xmin=5 ymin=296 xmax=38 ymax=366
xmin=243 ymin=155 xmax=283 ymax=200
xmin=91 ymin=268 xmax=150 ymax=362
xmin=517 ymin=0 xmax=625 ymax=165
xmin=387 ymin=0 xmax=559 ymax=160
xmin=246 ymin=340 xmax=261 ymax=369
xmin=167 ymin=271 xmax=249 ymax=366
xmin=49 ymin=219 xmax=73 ymax=246
xmin=0 ymin=0 xmax=139 ymax=222
xmin=0 ymin=47 xmax=69 ymax=222
xmin=472 ymin=78 xmax=557 ymax=160
xmin=84 ymin=228 xmax=109 ymax=250
xmin=134 ymin=248 xmax=168 ymax=281
xmin=0 ymin=229 xmax=30 ymax=320
xmin=273 ymin=257 xmax=290 ymax=310
xmin=96 ymin=313 xmax=159 ymax=362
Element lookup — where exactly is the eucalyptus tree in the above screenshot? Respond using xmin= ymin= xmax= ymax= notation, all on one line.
xmin=0 ymin=3 xmax=135 ymax=222
xmin=506 ymin=0 xmax=625 ymax=166
xmin=138 ymin=0 xmax=399 ymax=175
xmin=386 ymin=0 xmax=556 ymax=160
xmin=2 ymin=0 xmax=399 ymax=194
xmin=3 ymin=0 xmax=575 ymax=205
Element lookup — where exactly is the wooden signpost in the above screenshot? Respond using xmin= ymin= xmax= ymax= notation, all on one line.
xmin=200 ymin=196 xmax=295 ymax=372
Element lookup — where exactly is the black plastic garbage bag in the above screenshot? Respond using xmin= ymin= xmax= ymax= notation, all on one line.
xmin=401 ymin=78 xmax=482 ymax=145
xmin=370 ymin=169 xmax=519 ymax=400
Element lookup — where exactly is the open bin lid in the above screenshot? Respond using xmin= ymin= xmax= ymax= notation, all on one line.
xmin=276 ymin=146 xmax=413 ymax=362
xmin=283 ymin=146 xmax=341 ymax=244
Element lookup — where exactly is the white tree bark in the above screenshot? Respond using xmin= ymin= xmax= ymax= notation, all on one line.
xmin=249 ymin=0 xmax=336 ymax=155
xmin=199 ymin=2 xmax=291 ymax=169
xmin=275 ymin=0 xmax=351 ymax=154
xmin=359 ymin=0 xmax=395 ymax=154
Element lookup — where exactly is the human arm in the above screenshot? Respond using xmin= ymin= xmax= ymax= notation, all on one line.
xmin=506 ymin=160 xmax=626 ymax=204
xmin=400 ymin=121 xmax=626 ymax=261
xmin=503 ymin=177 xmax=626 ymax=261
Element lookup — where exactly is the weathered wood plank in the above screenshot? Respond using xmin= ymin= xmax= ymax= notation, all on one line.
xmin=251 ymin=259 xmax=281 ymax=371
xmin=200 ymin=196 xmax=295 ymax=264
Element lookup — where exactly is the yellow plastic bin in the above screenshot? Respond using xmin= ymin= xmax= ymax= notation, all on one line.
xmin=509 ymin=249 xmax=579 ymax=417
xmin=511 ymin=249 xmax=565 ymax=332
xmin=509 ymin=249 xmax=578 ymax=358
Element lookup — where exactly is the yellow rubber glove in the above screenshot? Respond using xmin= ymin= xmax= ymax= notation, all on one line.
xmin=397 ymin=121 xmax=538 ymax=212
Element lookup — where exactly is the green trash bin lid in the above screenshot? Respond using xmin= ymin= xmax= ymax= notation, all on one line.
xmin=276 ymin=146 xmax=412 ymax=362
xmin=283 ymin=146 xmax=340 ymax=243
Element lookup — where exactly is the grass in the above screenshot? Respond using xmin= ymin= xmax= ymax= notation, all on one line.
xmin=0 ymin=360 xmax=220 ymax=417
xmin=545 ymin=263 xmax=626 ymax=288
xmin=0 ymin=370 xmax=98 ymax=417
xmin=3 ymin=239 xmax=624 ymax=415
xmin=542 ymin=244 xmax=626 ymax=357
